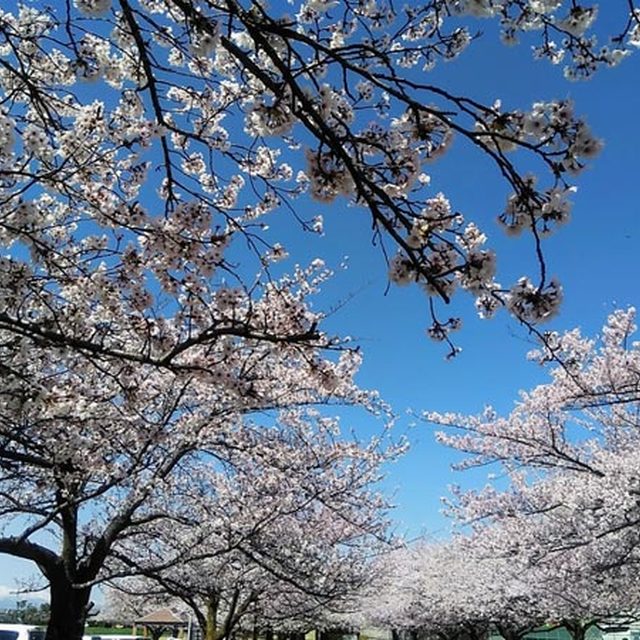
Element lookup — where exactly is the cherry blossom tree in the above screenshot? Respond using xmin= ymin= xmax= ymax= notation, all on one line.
xmin=361 ymin=523 xmax=640 ymax=640
xmin=359 ymin=537 xmax=544 ymax=640
xmin=457 ymin=521 xmax=640 ymax=640
xmin=429 ymin=308 xmax=640 ymax=634
xmin=2 ymin=1 xmax=640 ymax=638
xmin=1 ymin=0 xmax=639 ymax=358
xmin=106 ymin=409 xmax=398 ymax=640
xmin=0 ymin=0 xmax=408 ymax=634
xmin=103 ymin=583 xmax=176 ymax=623
xmin=0 ymin=252 xmax=394 ymax=640
xmin=0 ymin=341 xmax=394 ymax=640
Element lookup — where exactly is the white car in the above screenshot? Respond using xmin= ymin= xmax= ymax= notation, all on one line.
xmin=0 ymin=624 xmax=46 ymax=640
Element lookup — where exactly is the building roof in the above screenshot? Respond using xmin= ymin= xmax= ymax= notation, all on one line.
xmin=135 ymin=608 xmax=186 ymax=625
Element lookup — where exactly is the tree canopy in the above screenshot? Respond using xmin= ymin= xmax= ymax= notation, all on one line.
xmin=1 ymin=1 xmax=639 ymax=639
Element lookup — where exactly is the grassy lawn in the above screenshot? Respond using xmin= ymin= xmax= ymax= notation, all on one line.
xmin=85 ymin=629 xmax=180 ymax=638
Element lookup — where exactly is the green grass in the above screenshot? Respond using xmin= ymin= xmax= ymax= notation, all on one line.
xmin=85 ymin=629 xmax=180 ymax=638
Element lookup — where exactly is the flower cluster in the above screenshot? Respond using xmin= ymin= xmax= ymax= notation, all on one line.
xmin=0 ymin=0 xmax=631 ymax=353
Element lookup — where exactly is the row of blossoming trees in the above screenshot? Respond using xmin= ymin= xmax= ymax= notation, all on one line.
xmin=1 ymin=0 xmax=640 ymax=639
xmin=105 ymin=312 xmax=640 ymax=640
xmin=357 ymin=309 xmax=640 ymax=640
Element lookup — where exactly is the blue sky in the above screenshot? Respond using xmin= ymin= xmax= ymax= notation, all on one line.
xmin=2 ymin=2 xmax=639 ymax=602
xmin=281 ymin=15 xmax=640 ymax=539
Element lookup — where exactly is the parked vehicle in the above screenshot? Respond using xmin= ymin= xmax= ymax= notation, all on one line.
xmin=0 ymin=624 xmax=46 ymax=640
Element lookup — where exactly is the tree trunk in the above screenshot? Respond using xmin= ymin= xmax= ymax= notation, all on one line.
xmin=564 ymin=622 xmax=587 ymax=640
xmin=45 ymin=577 xmax=92 ymax=640
xmin=190 ymin=603 xmax=207 ymax=640
xmin=496 ymin=624 xmax=525 ymax=640
xmin=206 ymin=595 xmax=218 ymax=640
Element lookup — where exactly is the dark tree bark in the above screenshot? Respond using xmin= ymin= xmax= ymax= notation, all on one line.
xmin=564 ymin=620 xmax=590 ymax=640
xmin=45 ymin=575 xmax=92 ymax=640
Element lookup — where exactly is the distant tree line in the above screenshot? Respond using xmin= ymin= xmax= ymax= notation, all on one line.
xmin=0 ymin=602 xmax=50 ymax=626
